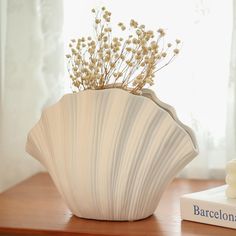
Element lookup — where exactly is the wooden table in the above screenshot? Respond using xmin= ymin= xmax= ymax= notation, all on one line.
xmin=0 ymin=173 xmax=234 ymax=236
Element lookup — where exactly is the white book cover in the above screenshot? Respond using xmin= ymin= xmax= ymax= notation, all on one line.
xmin=180 ymin=185 xmax=236 ymax=229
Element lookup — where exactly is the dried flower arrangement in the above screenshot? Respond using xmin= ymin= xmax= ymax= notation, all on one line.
xmin=66 ymin=6 xmax=181 ymax=95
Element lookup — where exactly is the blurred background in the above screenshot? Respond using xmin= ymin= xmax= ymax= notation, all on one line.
xmin=0 ymin=0 xmax=235 ymax=192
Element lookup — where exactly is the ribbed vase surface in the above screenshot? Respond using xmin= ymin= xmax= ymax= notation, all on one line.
xmin=26 ymin=88 xmax=198 ymax=221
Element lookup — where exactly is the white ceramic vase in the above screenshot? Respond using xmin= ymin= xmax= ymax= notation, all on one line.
xmin=26 ymin=88 xmax=198 ymax=221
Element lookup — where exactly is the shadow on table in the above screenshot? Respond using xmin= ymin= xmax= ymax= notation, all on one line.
xmin=63 ymin=214 xmax=171 ymax=236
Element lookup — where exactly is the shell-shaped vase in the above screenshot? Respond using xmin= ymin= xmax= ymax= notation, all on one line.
xmin=26 ymin=88 xmax=198 ymax=221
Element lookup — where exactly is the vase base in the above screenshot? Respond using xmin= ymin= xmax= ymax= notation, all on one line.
xmin=72 ymin=212 xmax=154 ymax=222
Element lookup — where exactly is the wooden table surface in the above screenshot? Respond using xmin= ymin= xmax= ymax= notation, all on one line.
xmin=0 ymin=173 xmax=234 ymax=236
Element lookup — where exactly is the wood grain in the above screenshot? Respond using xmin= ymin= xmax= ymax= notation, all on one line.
xmin=0 ymin=173 xmax=234 ymax=236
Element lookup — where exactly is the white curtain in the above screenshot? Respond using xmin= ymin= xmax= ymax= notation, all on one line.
xmin=0 ymin=0 xmax=64 ymax=192
xmin=226 ymin=0 xmax=236 ymax=177
xmin=63 ymin=0 xmax=235 ymax=179
xmin=178 ymin=0 xmax=235 ymax=179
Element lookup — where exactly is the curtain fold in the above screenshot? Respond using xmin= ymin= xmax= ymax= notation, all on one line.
xmin=226 ymin=0 xmax=236 ymax=172
xmin=0 ymin=0 xmax=7 ymax=107
xmin=0 ymin=0 xmax=64 ymax=192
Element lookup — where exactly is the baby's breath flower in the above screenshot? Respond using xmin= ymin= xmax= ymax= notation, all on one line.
xmin=103 ymin=36 xmax=108 ymax=42
xmin=66 ymin=6 xmax=180 ymax=95
xmin=157 ymin=28 xmax=165 ymax=36
xmin=95 ymin=19 xmax=101 ymax=24
xmin=71 ymin=48 xmax=77 ymax=54
xmin=162 ymin=52 xmax=167 ymax=57
xmin=174 ymin=48 xmax=179 ymax=54
xmin=130 ymin=19 xmax=138 ymax=28
xmin=176 ymin=39 xmax=181 ymax=44
xmin=141 ymin=62 xmax=146 ymax=67
xmin=120 ymin=55 xmax=125 ymax=60
xmin=110 ymin=62 xmax=115 ymax=68
xmin=136 ymin=29 xmax=142 ymax=36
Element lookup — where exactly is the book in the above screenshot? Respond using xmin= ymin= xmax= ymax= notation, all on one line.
xmin=180 ymin=185 xmax=236 ymax=229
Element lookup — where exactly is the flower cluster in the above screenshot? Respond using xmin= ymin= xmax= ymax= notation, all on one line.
xmin=66 ymin=7 xmax=181 ymax=95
